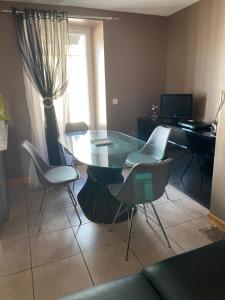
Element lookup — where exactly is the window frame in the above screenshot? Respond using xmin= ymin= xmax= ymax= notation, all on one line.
xmin=68 ymin=24 xmax=96 ymax=129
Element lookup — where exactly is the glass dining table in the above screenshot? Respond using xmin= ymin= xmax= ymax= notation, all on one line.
xmin=59 ymin=130 xmax=146 ymax=223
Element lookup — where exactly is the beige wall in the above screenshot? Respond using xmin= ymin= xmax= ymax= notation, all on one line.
xmin=165 ymin=0 xmax=225 ymax=220
xmin=0 ymin=2 xmax=167 ymax=179
xmin=211 ymin=95 xmax=225 ymax=221
xmin=165 ymin=0 xmax=225 ymax=122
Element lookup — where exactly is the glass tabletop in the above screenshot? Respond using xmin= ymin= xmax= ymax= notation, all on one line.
xmin=59 ymin=130 xmax=146 ymax=168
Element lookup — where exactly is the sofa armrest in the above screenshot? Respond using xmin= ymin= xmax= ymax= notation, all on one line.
xmin=142 ymin=240 xmax=225 ymax=300
xmin=58 ymin=273 xmax=162 ymax=300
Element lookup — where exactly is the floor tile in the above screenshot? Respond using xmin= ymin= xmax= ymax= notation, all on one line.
xmin=45 ymin=190 xmax=69 ymax=212
xmin=130 ymin=230 xmax=183 ymax=267
xmin=173 ymin=197 xmax=209 ymax=219
xmin=153 ymin=195 xmax=170 ymax=206
xmin=65 ymin=206 xmax=91 ymax=226
xmin=0 ymin=215 xmax=29 ymax=242
xmin=115 ymin=212 xmax=159 ymax=240
xmin=31 ymin=228 xmax=80 ymax=267
xmin=166 ymin=217 xmax=211 ymax=252
xmin=84 ymin=242 xmax=142 ymax=284
xmin=0 ymin=270 xmax=33 ymax=300
xmin=0 ymin=238 xmax=31 ymax=276
xmin=75 ymin=177 xmax=87 ymax=194
xmin=73 ymin=223 xmax=123 ymax=252
xmin=166 ymin=185 xmax=186 ymax=201
xmin=8 ymin=185 xmax=27 ymax=218
xmin=33 ymin=255 xmax=92 ymax=300
xmin=26 ymin=187 xmax=43 ymax=215
xmin=45 ymin=188 xmax=76 ymax=211
xmin=26 ymin=187 xmax=73 ymax=215
xmin=147 ymin=202 xmax=193 ymax=227
xmin=28 ymin=209 xmax=70 ymax=236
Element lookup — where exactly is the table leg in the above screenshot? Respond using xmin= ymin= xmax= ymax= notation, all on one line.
xmin=77 ymin=166 xmax=134 ymax=224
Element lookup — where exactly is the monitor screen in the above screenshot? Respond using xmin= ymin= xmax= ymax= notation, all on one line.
xmin=160 ymin=94 xmax=193 ymax=119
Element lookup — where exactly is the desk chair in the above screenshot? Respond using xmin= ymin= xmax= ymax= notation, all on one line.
xmin=109 ymin=158 xmax=172 ymax=260
xmin=22 ymin=141 xmax=82 ymax=232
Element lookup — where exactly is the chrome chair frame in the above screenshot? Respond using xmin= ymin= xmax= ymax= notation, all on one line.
xmin=109 ymin=159 xmax=172 ymax=260
xmin=21 ymin=140 xmax=82 ymax=233
xmin=125 ymin=126 xmax=171 ymax=166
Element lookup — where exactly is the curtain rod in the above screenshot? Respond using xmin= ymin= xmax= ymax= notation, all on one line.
xmin=0 ymin=9 xmax=118 ymax=21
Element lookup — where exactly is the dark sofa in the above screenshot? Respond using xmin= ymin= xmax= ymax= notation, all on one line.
xmin=59 ymin=240 xmax=225 ymax=300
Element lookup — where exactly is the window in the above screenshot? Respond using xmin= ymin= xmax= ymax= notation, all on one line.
xmin=66 ymin=26 xmax=95 ymax=128
xmin=55 ymin=22 xmax=107 ymax=134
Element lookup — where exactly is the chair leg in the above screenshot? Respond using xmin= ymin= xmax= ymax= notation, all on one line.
xmin=150 ymin=202 xmax=171 ymax=248
xmin=164 ymin=189 xmax=170 ymax=201
xmin=67 ymin=184 xmax=82 ymax=225
xmin=143 ymin=203 xmax=149 ymax=224
xmin=67 ymin=184 xmax=78 ymax=206
xmin=126 ymin=207 xmax=135 ymax=261
xmin=39 ymin=187 xmax=48 ymax=211
xmin=109 ymin=202 xmax=123 ymax=232
xmin=38 ymin=187 xmax=50 ymax=232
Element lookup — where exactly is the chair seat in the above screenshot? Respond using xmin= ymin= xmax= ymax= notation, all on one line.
xmin=45 ymin=166 xmax=79 ymax=184
xmin=126 ymin=153 xmax=160 ymax=166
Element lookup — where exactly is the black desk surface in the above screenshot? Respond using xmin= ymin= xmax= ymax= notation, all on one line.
xmin=163 ymin=123 xmax=216 ymax=139
xmin=138 ymin=117 xmax=216 ymax=140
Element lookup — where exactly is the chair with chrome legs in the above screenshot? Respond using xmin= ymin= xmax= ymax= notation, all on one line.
xmin=21 ymin=140 xmax=82 ymax=233
xmin=109 ymin=158 xmax=172 ymax=261
xmin=125 ymin=126 xmax=171 ymax=166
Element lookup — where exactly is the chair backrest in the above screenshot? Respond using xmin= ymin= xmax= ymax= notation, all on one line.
xmin=116 ymin=158 xmax=172 ymax=205
xmin=65 ymin=122 xmax=89 ymax=135
xmin=21 ymin=140 xmax=51 ymax=185
xmin=141 ymin=126 xmax=171 ymax=160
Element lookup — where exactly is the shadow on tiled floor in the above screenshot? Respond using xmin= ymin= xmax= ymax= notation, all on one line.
xmin=0 ymin=166 xmax=211 ymax=300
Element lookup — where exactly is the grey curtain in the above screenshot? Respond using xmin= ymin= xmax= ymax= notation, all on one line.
xmin=12 ymin=7 xmax=69 ymax=165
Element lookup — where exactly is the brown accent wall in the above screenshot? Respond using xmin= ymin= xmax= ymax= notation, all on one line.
xmin=165 ymin=0 xmax=225 ymax=122
xmin=0 ymin=2 xmax=167 ymax=179
xmin=165 ymin=0 xmax=225 ymax=221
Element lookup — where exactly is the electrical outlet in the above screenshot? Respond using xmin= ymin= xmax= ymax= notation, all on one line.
xmin=112 ymin=98 xmax=119 ymax=105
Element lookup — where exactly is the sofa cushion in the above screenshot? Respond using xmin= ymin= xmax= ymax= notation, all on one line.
xmin=143 ymin=240 xmax=225 ymax=300
xmin=58 ymin=273 xmax=162 ymax=300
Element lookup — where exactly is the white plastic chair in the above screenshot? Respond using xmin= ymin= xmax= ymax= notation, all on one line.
xmin=65 ymin=122 xmax=88 ymax=135
xmin=22 ymin=140 xmax=82 ymax=232
xmin=126 ymin=126 xmax=171 ymax=166
xmin=109 ymin=158 xmax=172 ymax=260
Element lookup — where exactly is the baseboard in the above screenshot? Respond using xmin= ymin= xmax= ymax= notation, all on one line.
xmin=208 ymin=213 xmax=225 ymax=231
xmin=8 ymin=177 xmax=29 ymax=186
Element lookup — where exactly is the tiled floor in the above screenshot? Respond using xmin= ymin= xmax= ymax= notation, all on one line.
xmin=0 ymin=167 xmax=212 ymax=300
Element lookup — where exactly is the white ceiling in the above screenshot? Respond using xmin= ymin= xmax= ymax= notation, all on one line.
xmin=2 ymin=0 xmax=199 ymax=16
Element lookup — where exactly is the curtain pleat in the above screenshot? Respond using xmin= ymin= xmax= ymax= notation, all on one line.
xmin=12 ymin=7 xmax=69 ymax=165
